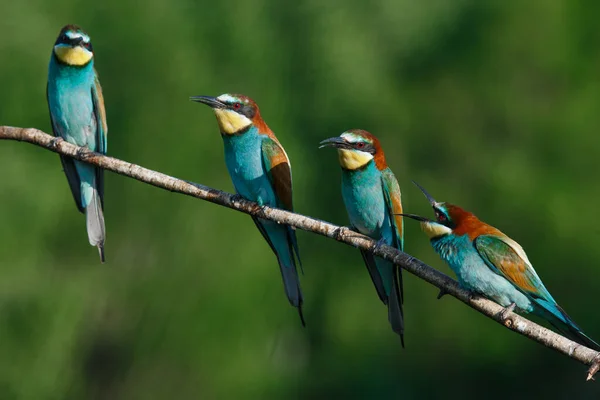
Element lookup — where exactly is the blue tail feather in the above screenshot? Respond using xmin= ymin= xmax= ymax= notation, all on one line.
xmin=252 ymin=217 xmax=303 ymax=324
xmin=534 ymin=298 xmax=600 ymax=350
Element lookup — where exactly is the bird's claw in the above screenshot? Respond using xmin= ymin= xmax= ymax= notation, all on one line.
xmin=49 ymin=137 xmax=63 ymax=150
xmin=499 ymin=302 xmax=516 ymax=323
xmin=467 ymin=291 xmax=478 ymax=301
xmin=333 ymin=226 xmax=356 ymax=241
xmin=373 ymin=237 xmax=388 ymax=251
xmin=333 ymin=226 xmax=347 ymax=241
xmin=76 ymin=145 xmax=91 ymax=160
xmin=230 ymin=194 xmax=244 ymax=203
xmin=251 ymin=202 xmax=267 ymax=216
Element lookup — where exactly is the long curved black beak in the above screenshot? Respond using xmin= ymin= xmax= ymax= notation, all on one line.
xmin=395 ymin=213 xmax=432 ymax=222
xmin=412 ymin=181 xmax=438 ymax=206
xmin=319 ymin=136 xmax=349 ymax=149
xmin=190 ymin=96 xmax=226 ymax=109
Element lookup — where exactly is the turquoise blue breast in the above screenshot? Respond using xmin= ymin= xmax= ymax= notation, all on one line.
xmin=431 ymin=234 xmax=472 ymax=277
xmin=341 ymin=161 xmax=388 ymax=236
xmin=222 ymin=127 xmax=276 ymax=206
xmin=47 ymin=57 xmax=97 ymax=149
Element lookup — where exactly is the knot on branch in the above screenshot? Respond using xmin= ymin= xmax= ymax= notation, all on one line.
xmin=393 ymin=252 xmax=417 ymax=269
xmin=498 ymin=303 xmax=517 ymax=328
xmin=437 ymin=288 xmax=448 ymax=300
xmin=587 ymin=355 xmax=600 ymax=381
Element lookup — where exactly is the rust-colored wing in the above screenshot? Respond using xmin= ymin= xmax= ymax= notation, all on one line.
xmin=474 ymin=235 xmax=553 ymax=301
xmin=261 ymin=137 xmax=293 ymax=211
xmin=381 ymin=168 xmax=404 ymax=251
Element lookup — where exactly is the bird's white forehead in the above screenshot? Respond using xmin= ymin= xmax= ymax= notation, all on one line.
xmin=66 ymin=31 xmax=90 ymax=43
xmin=217 ymin=94 xmax=239 ymax=103
xmin=341 ymin=132 xmax=364 ymax=143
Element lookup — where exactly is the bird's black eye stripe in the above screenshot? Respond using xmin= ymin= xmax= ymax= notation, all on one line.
xmin=354 ymin=142 xmax=376 ymax=154
xmin=55 ymin=34 xmax=69 ymax=45
xmin=55 ymin=34 xmax=92 ymax=51
xmin=230 ymin=102 xmax=256 ymax=119
xmin=245 ymin=105 xmax=256 ymax=118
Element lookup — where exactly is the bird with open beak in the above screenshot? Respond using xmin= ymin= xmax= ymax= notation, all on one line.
xmin=401 ymin=182 xmax=599 ymax=350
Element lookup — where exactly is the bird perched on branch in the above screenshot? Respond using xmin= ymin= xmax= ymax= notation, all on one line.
xmin=402 ymin=182 xmax=599 ymax=350
xmin=47 ymin=25 xmax=107 ymax=262
xmin=320 ymin=130 xmax=405 ymax=345
xmin=191 ymin=94 xmax=304 ymax=324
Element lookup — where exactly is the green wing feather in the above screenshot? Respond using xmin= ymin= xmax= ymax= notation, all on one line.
xmin=381 ymin=168 xmax=405 ymax=341
xmin=91 ymin=73 xmax=107 ymax=207
xmin=381 ymin=168 xmax=404 ymax=251
xmin=474 ymin=235 xmax=552 ymax=301
xmin=260 ymin=137 xmax=301 ymax=264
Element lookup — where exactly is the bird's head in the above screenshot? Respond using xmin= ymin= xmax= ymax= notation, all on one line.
xmin=399 ymin=182 xmax=478 ymax=240
xmin=191 ymin=93 xmax=265 ymax=135
xmin=53 ymin=25 xmax=94 ymax=66
xmin=319 ymin=129 xmax=387 ymax=170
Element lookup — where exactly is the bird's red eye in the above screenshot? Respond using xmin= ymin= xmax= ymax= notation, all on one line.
xmin=233 ymin=102 xmax=242 ymax=110
xmin=435 ymin=210 xmax=447 ymax=222
xmin=356 ymin=142 xmax=365 ymax=148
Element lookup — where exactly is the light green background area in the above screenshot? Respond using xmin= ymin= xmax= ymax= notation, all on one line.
xmin=1 ymin=0 xmax=599 ymax=398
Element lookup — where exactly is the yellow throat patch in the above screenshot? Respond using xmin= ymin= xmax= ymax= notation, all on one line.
xmin=420 ymin=221 xmax=452 ymax=239
xmin=214 ymin=109 xmax=252 ymax=135
xmin=54 ymin=46 xmax=93 ymax=66
xmin=337 ymin=149 xmax=373 ymax=170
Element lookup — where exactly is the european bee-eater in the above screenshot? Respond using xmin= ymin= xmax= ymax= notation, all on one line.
xmin=190 ymin=94 xmax=304 ymax=324
xmin=403 ymin=182 xmax=599 ymax=350
xmin=47 ymin=25 xmax=107 ymax=262
xmin=320 ymin=130 xmax=404 ymax=345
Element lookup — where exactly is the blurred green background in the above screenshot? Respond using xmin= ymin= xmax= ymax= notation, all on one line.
xmin=1 ymin=0 xmax=600 ymax=398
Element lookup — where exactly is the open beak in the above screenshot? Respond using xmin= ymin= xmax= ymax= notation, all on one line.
xmin=319 ymin=136 xmax=349 ymax=149
xmin=190 ymin=96 xmax=226 ymax=109
xmin=412 ymin=181 xmax=438 ymax=206
xmin=395 ymin=213 xmax=432 ymax=223
xmin=395 ymin=182 xmax=440 ymax=223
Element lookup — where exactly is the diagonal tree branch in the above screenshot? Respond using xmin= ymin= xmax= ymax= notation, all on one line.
xmin=1 ymin=125 xmax=599 ymax=380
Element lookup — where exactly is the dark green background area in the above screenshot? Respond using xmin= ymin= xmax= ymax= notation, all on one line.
xmin=1 ymin=0 xmax=599 ymax=398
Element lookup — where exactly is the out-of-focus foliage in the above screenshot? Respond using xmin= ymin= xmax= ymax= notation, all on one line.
xmin=1 ymin=0 xmax=599 ymax=398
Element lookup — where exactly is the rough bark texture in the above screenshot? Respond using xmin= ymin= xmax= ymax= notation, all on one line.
xmin=1 ymin=125 xmax=598 ymax=380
